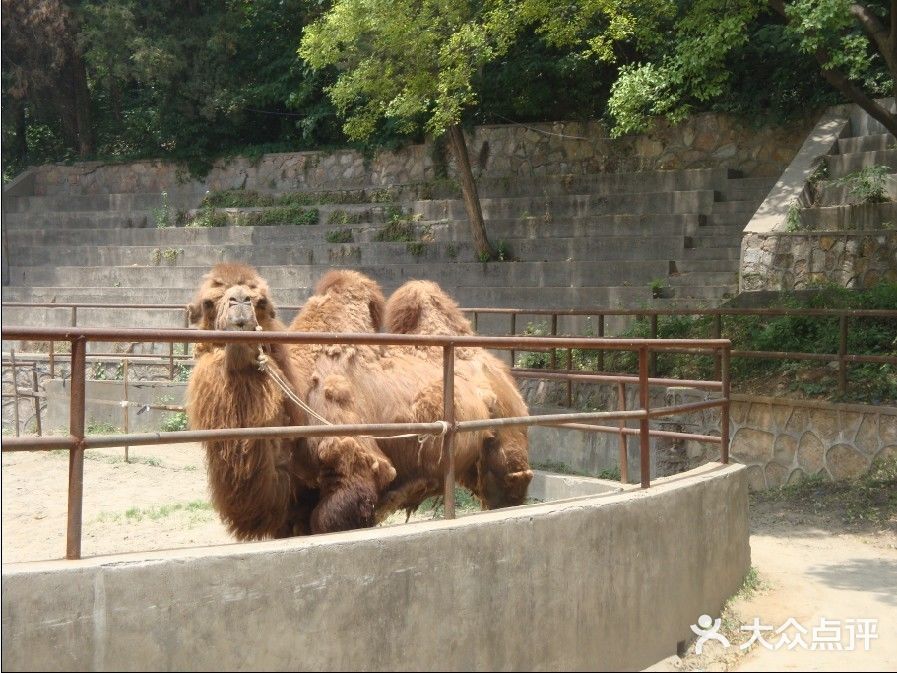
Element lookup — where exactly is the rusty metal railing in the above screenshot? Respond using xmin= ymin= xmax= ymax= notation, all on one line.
xmin=3 ymin=301 xmax=894 ymax=395
xmin=1 ymin=326 xmax=730 ymax=561
xmin=464 ymin=306 xmax=897 ymax=397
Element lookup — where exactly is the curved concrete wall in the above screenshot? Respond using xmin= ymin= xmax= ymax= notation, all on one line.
xmin=2 ymin=463 xmax=749 ymax=671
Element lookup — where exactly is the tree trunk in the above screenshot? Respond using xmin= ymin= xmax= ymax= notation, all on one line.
xmin=447 ymin=124 xmax=494 ymax=260
xmin=70 ymin=49 xmax=94 ymax=158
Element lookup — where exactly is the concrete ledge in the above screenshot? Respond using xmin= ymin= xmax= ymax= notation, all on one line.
xmin=743 ymin=104 xmax=851 ymax=236
xmin=2 ymin=463 xmax=749 ymax=672
xmin=528 ymin=469 xmax=624 ymax=501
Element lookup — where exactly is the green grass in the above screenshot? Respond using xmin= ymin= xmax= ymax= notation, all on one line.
xmin=418 ymin=487 xmax=481 ymax=517
xmin=326 ymin=227 xmax=354 ymax=243
xmin=237 ymin=205 xmax=319 ymax=227
xmin=752 ymin=455 xmax=897 ymax=526
xmin=160 ymin=412 xmax=188 ymax=432
xmin=94 ymin=499 xmax=213 ymax=524
xmin=86 ymin=420 xmax=120 ymax=435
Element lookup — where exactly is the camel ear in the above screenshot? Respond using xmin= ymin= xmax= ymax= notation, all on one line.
xmin=186 ymin=302 xmax=202 ymax=325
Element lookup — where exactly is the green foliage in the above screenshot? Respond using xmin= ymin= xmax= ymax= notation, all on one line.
xmin=173 ymin=363 xmax=191 ymax=383
xmin=418 ymin=487 xmax=481 ymax=516
xmin=238 ymin=205 xmax=319 ymax=227
xmin=494 ymin=240 xmax=511 ymax=261
xmin=152 ymin=191 xmax=173 ymax=228
xmin=518 ymin=283 xmax=897 ymax=404
xmin=830 ymin=166 xmax=891 ymax=204
xmin=650 ymin=277 xmax=668 ymax=298
xmin=375 ymin=207 xmax=417 ymax=242
xmin=406 ymin=241 xmax=427 ymax=256
xmin=326 ymin=227 xmax=354 ymax=243
xmin=606 ymin=1 xmax=892 ymax=135
xmin=86 ymin=420 xmax=120 ymax=435
xmin=187 ymin=201 xmax=228 ymax=228
xmin=160 ymin=412 xmax=188 ymax=433
xmin=785 ymin=200 xmax=804 ymax=231
xmin=327 ymin=209 xmax=363 ymax=226
xmin=301 ymin=0 xmax=522 ymax=141
xmin=446 ymin=243 xmax=459 ymax=259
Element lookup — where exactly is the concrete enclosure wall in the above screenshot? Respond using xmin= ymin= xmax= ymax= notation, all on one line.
xmin=2 ymin=464 xmax=749 ymax=672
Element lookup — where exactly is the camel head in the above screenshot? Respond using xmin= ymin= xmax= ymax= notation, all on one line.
xmin=187 ymin=263 xmax=278 ymax=333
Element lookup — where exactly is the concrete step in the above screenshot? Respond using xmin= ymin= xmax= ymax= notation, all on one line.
xmin=7 ymin=253 xmax=687 ymax=290
xmin=837 ymin=133 xmax=895 ymax=154
xmin=795 ymin=202 xmax=897 ymax=230
xmin=2 ymin=192 xmax=166 ymax=214
xmin=686 ymin=234 xmax=742 ymax=249
xmin=1 ymin=211 xmax=156 ymax=230
xmin=704 ymin=212 xmax=755 ymax=227
xmin=824 ymin=149 xmax=897 ymax=179
xmin=666 ymin=271 xmax=738 ymax=287
xmin=670 ymin=259 xmax=739 ymax=273
xmin=471 ymin=167 xmax=736 ymax=198
xmin=677 ymin=247 xmax=742 ymax=261
xmin=668 ymin=284 xmax=735 ymax=301
xmin=812 ymin=173 xmax=897 ymax=206
xmin=710 ymin=200 xmax=760 ymax=215
xmin=693 ymin=224 xmax=750 ymax=236
xmin=849 ymin=102 xmax=896 ymax=136
xmin=8 ymin=237 xmax=684 ymax=268
xmin=3 ymin=213 xmax=702 ymax=248
xmin=413 ymin=190 xmax=715 ymax=221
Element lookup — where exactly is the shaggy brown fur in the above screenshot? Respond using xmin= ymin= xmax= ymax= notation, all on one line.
xmin=384 ymin=280 xmax=534 ymax=508
xmin=288 ymin=270 xmax=496 ymax=520
xmin=185 ymin=263 xmax=320 ymax=540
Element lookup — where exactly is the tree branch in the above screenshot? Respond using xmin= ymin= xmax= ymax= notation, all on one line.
xmin=850 ymin=3 xmax=892 ymax=70
xmin=814 ymin=46 xmax=897 ymax=136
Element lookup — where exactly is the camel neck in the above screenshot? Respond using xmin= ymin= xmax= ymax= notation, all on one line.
xmin=224 ymin=343 xmax=259 ymax=373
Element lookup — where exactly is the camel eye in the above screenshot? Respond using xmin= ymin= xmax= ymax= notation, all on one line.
xmin=203 ymin=299 xmax=214 ymax=310
xmin=256 ymin=298 xmax=268 ymax=308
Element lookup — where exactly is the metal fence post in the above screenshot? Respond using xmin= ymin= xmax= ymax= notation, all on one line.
xmin=550 ymin=313 xmax=558 ymax=370
xmin=32 ymin=364 xmax=42 ymax=436
xmin=838 ymin=314 xmax=848 ymax=396
xmin=442 ymin=345 xmax=456 ymax=519
xmin=638 ymin=347 xmax=650 ymax=489
xmin=713 ymin=314 xmax=722 ymax=380
xmin=67 ymin=337 xmax=87 ymax=560
xmin=10 ymin=349 xmax=20 ymax=437
xmin=721 ymin=346 xmax=730 ymax=464
xmin=617 ymin=381 xmax=628 ymax=484
xmin=123 ymin=359 xmax=130 ymax=463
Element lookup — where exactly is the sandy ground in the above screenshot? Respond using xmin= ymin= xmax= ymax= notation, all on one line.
xmin=651 ymin=502 xmax=897 ymax=672
xmin=0 ymin=441 xmax=455 ymax=563
xmin=3 ymin=447 xmax=895 ymax=671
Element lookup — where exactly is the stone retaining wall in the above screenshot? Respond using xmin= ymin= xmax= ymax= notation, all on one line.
xmin=741 ymin=230 xmax=897 ymax=291
xmin=670 ymin=390 xmax=896 ymax=490
xmin=25 ymin=114 xmax=809 ymax=200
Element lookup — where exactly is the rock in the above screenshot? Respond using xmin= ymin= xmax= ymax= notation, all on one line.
xmin=826 ymin=443 xmax=869 ymax=480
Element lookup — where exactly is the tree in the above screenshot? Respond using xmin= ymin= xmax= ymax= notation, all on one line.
xmin=607 ymin=1 xmax=897 ymax=137
xmin=2 ymin=0 xmax=95 ymax=158
xmin=300 ymin=0 xmax=525 ymax=259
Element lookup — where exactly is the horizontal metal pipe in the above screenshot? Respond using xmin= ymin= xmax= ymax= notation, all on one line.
xmin=461 ymin=306 xmax=897 ymax=318
xmin=553 ymin=422 xmax=723 ymax=444
xmin=7 ymin=301 xmax=893 ymax=319
xmin=456 ymin=409 xmax=648 ymax=431
xmin=513 ymin=368 xmax=723 ymax=390
xmin=645 ymin=399 xmax=727 ymax=418
xmin=2 ymin=436 xmax=79 ymax=451
xmin=733 ymin=349 xmax=897 ymax=364
xmin=1 ymin=326 xmax=731 ymax=352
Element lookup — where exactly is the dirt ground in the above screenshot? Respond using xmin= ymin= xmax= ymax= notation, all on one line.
xmin=3 ymin=447 xmax=895 ymax=671
xmin=0 ymin=442 xmax=461 ymax=563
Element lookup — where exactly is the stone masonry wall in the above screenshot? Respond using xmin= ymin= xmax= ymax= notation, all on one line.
xmin=670 ymin=389 xmax=897 ymax=490
xmin=741 ymin=230 xmax=897 ymax=291
xmin=26 ymin=113 xmax=810 ymax=200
